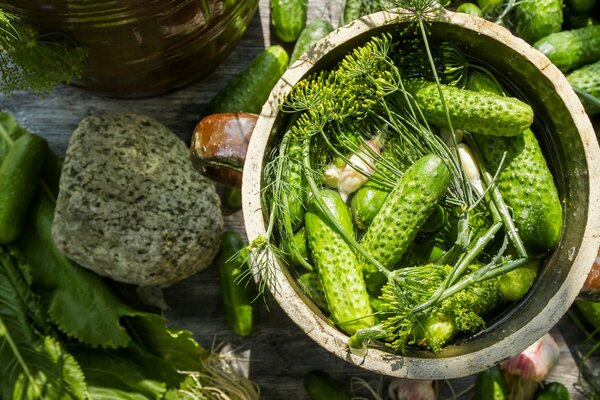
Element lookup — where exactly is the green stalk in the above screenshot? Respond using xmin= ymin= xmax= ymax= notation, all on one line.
xmin=465 ymin=134 xmax=528 ymax=259
xmin=0 ymin=123 xmax=14 ymax=147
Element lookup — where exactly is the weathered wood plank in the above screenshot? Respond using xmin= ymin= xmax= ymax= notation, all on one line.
xmin=0 ymin=0 xmax=589 ymax=398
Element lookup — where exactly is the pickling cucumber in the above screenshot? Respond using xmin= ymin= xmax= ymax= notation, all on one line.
xmin=0 ymin=133 xmax=47 ymax=244
xmin=349 ymin=182 xmax=389 ymax=231
xmin=217 ymin=231 xmax=256 ymax=336
xmin=476 ymin=0 xmax=504 ymax=13
xmin=305 ymin=189 xmax=373 ymax=333
xmin=290 ymin=19 xmax=334 ymax=64
xmin=534 ymin=25 xmax=600 ymax=72
xmin=360 ymin=154 xmax=450 ymax=292
xmin=405 ymin=78 xmax=534 ymax=137
xmin=567 ymin=0 xmax=597 ymax=14
xmin=567 ymin=59 xmax=600 ymax=116
xmin=466 ymin=70 xmax=563 ymax=255
xmin=515 ymin=0 xmax=564 ymax=44
xmin=271 ymin=0 xmax=308 ymax=43
xmin=457 ymin=3 xmax=484 ymax=17
xmin=474 ymin=366 xmax=508 ymax=400
xmin=206 ymin=46 xmax=289 ymax=114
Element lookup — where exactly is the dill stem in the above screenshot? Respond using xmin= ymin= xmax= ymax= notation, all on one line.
xmin=417 ymin=257 xmax=528 ymax=312
xmin=465 ymin=134 xmax=528 ymax=259
xmin=301 ymin=136 xmax=391 ymax=279
xmin=412 ymin=220 xmax=503 ymax=313
xmin=417 ymin=18 xmax=472 ymax=206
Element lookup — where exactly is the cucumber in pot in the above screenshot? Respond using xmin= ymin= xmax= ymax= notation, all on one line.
xmin=0 ymin=133 xmax=47 ymax=244
xmin=474 ymin=366 xmax=508 ymax=400
xmin=304 ymin=370 xmax=351 ymax=400
xmin=360 ymin=154 xmax=450 ymax=292
xmin=466 ymin=70 xmax=563 ymax=255
xmin=515 ymin=0 xmax=563 ymax=44
xmin=349 ymin=181 xmax=389 ymax=231
xmin=567 ymin=0 xmax=597 ymax=14
xmin=290 ymin=19 xmax=334 ymax=65
xmin=404 ymin=78 xmax=534 ymax=137
xmin=341 ymin=0 xmax=363 ymax=25
xmin=281 ymin=226 xmax=309 ymax=267
xmin=497 ymin=259 xmax=539 ymax=301
xmin=297 ymin=272 xmax=328 ymax=311
xmin=305 ymin=189 xmax=373 ymax=333
xmin=456 ymin=2 xmax=484 ymax=17
xmin=534 ymin=25 xmax=600 ymax=72
xmin=217 ymin=231 xmax=256 ymax=336
xmin=476 ymin=0 xmax=504 ymax=13
xmin=567 ymin=59 xmax=600 ymax=116
xmin=271 ymin=0 xmax=308 ymax=43
xmin=205 ymin=45 xmax=289 ymax=114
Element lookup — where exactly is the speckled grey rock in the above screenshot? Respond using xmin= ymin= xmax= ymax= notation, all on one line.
xmin=52 ymin=113 xmax=223 ymax=286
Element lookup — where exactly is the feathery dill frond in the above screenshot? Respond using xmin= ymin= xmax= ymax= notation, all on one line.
xmin=0 ymin=10 xmax=88 ymax=95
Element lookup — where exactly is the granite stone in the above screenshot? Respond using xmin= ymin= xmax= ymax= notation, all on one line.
xmin=52 ymin=113 xmax=223 ymax=286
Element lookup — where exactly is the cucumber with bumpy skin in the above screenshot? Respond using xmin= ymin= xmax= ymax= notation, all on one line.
xmin=466 ymin=70 xmax=563 ymax=255
xmin=360 ymin=154 xmax=450 ymax=292
xmin=405 ymin=78 xmax=534 ymax=137
xmin=567 ymin=59 xmax=600 ymax=116
xmin=534 ymin=25 xmax=600 ymax=72
xmin=515 ymin=0 xmax=564 ymax=44
xmin=349 ymin=181 xmax=388 ymax=231
xmin=457 ymin=3 xmax=484 ymax=17
xmin=305 ymin=189 xmax=373 ymax=333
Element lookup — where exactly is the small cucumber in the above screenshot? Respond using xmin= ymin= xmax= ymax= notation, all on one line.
xmin=349 ymin=182 xmax=389 ymax=231
xmin=567 ymin=59 xmax=600 ymax=116
xmin=575 ymin=299 xmax=600 ymax=330
xmin=297 ymin=272 xmax=328 ymax=311
xmin=360 ymin=154 xmax=450 ymax=291
xmin=497 ymin=259 xmax=539 ymax=301
xmin=305 ymin=189 xmax=373 ymax=333
xmin=466 ymin=70 xmax=563 ymax=255
xmin=457 ymin=3 xmax=484 ymax=17
xmin=535 ymin=382 xmax=570 ymax=400
xmin=342 ymin=0 xmax=363 ymax=25
xmin=271 ymin=0 xmax=308 ymax=43
xmin=223 ymin=186 xmax=242 ymax=209
xmin=515 ymin=0 xmax=564 ymax=44
xmin=217 ymin=231 xmax=256 ymax=336
xmin=405 ymin=78 xmax=534 ymax=137
xmin=281 ymin=226 xmax=309 ymax=266
xmin=304 ymin=370 xmax=351 ymax=400
xmin=534 ymin=25 xmax=600 ymax=72
xmin=476 ymin=0 xmax=504 ymax=13
xmin=567 ymin=0 xmax=597 ymax=14
xmin=474 ymin=366 xmax=508 ymax=400
xmin=290 ymin=19 xmax=334 ymax=64
xmin=206 ymin=46 xmax=289 ymax=114
xmin=0 ymin=133 xmax=47 ymax=244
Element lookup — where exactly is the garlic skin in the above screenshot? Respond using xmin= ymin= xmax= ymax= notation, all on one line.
xmin=323 ymin=138 xmax=382 ymax=201
xmin=456 ymin=143 xmax=483 ymax=196
xmin=388 ymin=379 xmax=436 ymax=400
xmin=501 ymin=334 xmax=560 ymax=382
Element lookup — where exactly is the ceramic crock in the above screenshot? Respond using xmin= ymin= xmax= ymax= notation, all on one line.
xmin=242 ymin=9 xmax=600 ymax=379
xmin=1 ymin=0 xmax=259 ymax=97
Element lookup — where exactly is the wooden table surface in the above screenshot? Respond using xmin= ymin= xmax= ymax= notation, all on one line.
xmin=0 ymin=1 xmax=593 ymax=398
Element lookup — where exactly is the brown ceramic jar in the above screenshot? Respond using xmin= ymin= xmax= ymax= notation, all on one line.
xmin=1 ymin=0 xmax=259 ymax=97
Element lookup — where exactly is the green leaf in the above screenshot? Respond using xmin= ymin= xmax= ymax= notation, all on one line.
xmin=0 ymin=248 xmax=87 ymax=400
xmin=68 ymin=346 xmax=167 ymax=399
xmin=16 ymin=194 xmax=133 ymax=348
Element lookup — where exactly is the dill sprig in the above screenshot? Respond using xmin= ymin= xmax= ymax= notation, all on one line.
xmin=0 ymin=10 xmax=88 ymax=95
